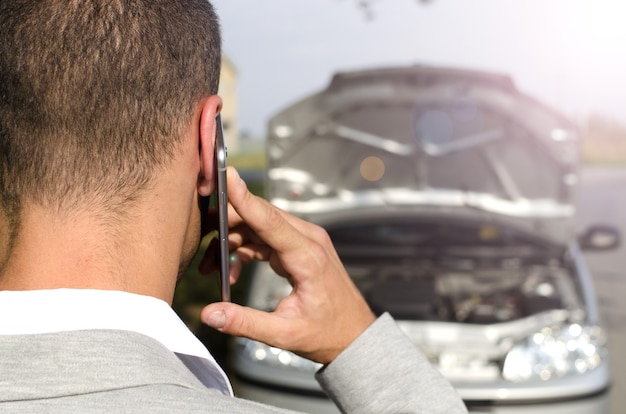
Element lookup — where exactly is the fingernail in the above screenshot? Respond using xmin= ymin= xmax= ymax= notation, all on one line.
xmin=205 ymin=310 xmax=227 ymax=329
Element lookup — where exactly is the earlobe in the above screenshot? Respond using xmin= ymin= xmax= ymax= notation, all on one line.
xmin=197 ymin=95 xmax=223 ymax=196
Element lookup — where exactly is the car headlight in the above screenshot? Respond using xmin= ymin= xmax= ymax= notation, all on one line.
xmin=502 ymin=324 xmax=607 ymax=382
xmin=234 ymin=337 xmax=322 ymax=372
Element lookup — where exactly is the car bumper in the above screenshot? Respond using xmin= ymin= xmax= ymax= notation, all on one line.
xmin=232 ymin=377 xmax=610 ymax=414
xmin=232 ymin=377 xmax=340 ymax=414
xmin=466 ymin=391 xmax=610 ymax=413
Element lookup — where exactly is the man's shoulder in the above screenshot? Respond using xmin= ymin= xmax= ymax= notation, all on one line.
xmin=0 ymin=330 xmax=205 ymax=400
xmin=0 ymin=330 xmax=299 ymax=413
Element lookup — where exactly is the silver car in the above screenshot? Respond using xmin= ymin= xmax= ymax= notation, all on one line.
xmin=231 ymin=65 xmax=620 ymax=413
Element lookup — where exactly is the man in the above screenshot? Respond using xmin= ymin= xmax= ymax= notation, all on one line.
xmin=0 ymin=0 xmax=467 ymax=413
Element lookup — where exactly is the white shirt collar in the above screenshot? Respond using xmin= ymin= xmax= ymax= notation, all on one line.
xmin=0 ymin=288 xmax=233 ymax=395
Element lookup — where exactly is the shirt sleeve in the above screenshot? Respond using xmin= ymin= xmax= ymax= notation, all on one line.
xmin=315 ymin=312 xmax=468 ymax=414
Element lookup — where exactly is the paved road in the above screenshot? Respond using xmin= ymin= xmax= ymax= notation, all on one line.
xmin=577 ymin=167 xmax=626 ymax=414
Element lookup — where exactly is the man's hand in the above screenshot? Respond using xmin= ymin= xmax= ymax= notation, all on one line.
xmin=200 ymin=167 xmax=376 ymax=365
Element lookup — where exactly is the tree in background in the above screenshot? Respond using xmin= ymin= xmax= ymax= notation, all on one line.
xmin=339 ymin=0 xmax=433 ymax=20
xmin=581 ymin=115 xmax=626 ymax=165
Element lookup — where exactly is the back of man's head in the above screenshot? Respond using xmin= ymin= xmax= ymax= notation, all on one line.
xmin=0 ymin=0 xmax=221 ymax=241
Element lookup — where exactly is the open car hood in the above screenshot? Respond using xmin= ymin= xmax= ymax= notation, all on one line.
xmin=265 ymin=65 xmax=581 ymax=245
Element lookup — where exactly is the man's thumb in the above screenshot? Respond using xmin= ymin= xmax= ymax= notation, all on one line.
xmin=201 ymin=303 xmax=273 ymax=342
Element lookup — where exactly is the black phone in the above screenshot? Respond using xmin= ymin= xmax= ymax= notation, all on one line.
xmin=214 ymin=114 xmax=230 ymax=302
xmin=199 ymin=115 xmax=230 ymax=302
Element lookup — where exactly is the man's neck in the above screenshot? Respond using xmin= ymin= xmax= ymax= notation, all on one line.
xmin=0 ymin=204 xmax=180 ymax=304
xmin=1 ymin=121 xmax=203 ymax=304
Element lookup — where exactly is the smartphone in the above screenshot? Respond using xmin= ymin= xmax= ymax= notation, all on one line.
xmin=214 ymin=114 xmax=231 ymax=302
xmin=199 ymin=115 xmax=230 ymax=301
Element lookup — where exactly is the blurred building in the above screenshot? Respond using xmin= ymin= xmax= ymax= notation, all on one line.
xmin=218 ymin=55 xmax=239 ymax=153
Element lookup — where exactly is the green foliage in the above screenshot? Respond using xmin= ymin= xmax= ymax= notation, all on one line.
xmin=228 ymin=150 xmax=266 ymax=170
xmin=581 ymin=115 xmax=626 ymax=165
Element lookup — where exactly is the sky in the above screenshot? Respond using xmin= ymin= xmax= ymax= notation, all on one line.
xmin=211 ymin=0 xmax=626 ymax=137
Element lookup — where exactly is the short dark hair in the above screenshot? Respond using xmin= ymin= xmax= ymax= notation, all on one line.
xmin=0 ymin=0 xmax=221 ymax=238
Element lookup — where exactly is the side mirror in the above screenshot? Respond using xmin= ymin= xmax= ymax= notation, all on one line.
xmin=579 ymin=225 xmax=621 ymax=251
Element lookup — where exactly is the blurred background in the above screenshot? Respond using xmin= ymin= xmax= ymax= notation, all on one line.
xmin=213 ymin=0 xmax=626 ymax=153
xmin=173 ymin=1 xmax=626 ymax=412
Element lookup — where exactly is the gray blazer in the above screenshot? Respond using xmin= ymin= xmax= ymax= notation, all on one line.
xmin=0 ymin=314 xmax=466 ymax=413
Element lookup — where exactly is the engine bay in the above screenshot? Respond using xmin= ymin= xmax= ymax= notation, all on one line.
xmin=351 ymin=256 xmax=583 ymax=324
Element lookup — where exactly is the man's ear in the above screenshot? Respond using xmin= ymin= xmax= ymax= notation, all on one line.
xmin=198 ymin=95 xmax=223 ymax=196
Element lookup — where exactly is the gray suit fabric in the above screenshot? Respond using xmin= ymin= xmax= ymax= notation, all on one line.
xmin=0 ymin=314 xmax=467 ymax=413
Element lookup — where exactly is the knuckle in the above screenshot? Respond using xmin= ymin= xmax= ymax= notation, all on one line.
xmin=237 ymin=316 xmax=257 ymax=339
xmin=313 ymin=225 xmax=332 ymax=246
xmin=220 ymin=308 xmax=255 ymax=338
xmin=305 ymin=241 xmax=331 ymax=269
xmin=264 ymin=203 xmax=284 ymax=230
